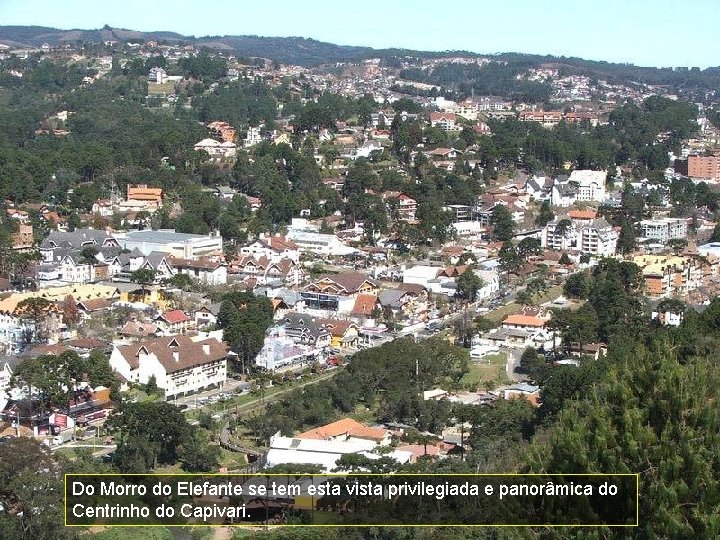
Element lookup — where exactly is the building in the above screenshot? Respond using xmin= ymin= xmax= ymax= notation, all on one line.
xmin=298 ymin=418 xmax=391 ymax=446
xmin=265 ymin=418 xmax=407 ymax=472
xmin=551 ymin=171 xmax=607 ymax=207
xmin=193 ymin=138 xmax=237 ymax=159
xmin=119 ymin=230 xmax=223 ymax=259
xmin=254 ymin=327 xmax=322 ymax=371
xmin=285 ymin=230 xmax=356 ymax=257
xmin=126 ymin=184 xmax=163 ymax=210
xmin=148 ymin=67 xmax=167 ymax=84
xmin=543 ymin=218 xmax=577 ymax=251
xmin=169 ymin=257 xmax=228 ymax=285
xmin=109 ymin=334 xmax=227 ymax=399
xmin=579 ymin=217 xmax=618 ymax=256
xmin=429 ymin=112 xmax=457 ymax=131
xmin=240 ymin=235 xmax=300 ymax=263
xmin=687 ymin=154 xmax=720 ymax=180
xmin=229 ymin=256 xmax=302 ymax=287
xmin=207 ymin=121 xmax=237 ymax=142
xmin=519 ymin=110 xmax=563 ymax=128
xmin=639 ymin=218 xmax=688 ymax=243
xmin=280 ymin=313 xmax=332 ymax=349
xmin=633 ymin=255 xmax=704 ymax=298
xmin=302 ymin=272 xmax=380 ymax=313
xmin=380 ymin=191 xmax=417 ymax=221
xmin=502 ymin=314 xmax=548 ymax=330
xmin=40 ymin=229 xmax=119 ymax=263
xmin=12 ymin=223 xmax=34 ymax=250
xmin=243 ymin=126 xmax=263 ymax=148
xmin=154 ymin=310 xmax=194 ymax=335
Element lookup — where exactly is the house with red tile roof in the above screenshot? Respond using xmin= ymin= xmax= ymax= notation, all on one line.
xmin=502 ymin=314 xmax=548 ymax=330
xmin=154 ymin=309 xmax=194 ymax=335
xmin=298 ymin=418 xmax=391 ymax=446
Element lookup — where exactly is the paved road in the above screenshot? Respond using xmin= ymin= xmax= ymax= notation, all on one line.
xmin=172 ymin=379 xmax=251 ymax=410
xmin=503 ymin=347 xmax=524 ymax=382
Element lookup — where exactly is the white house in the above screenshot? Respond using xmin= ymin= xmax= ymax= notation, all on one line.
xmin=239 ymin=235 xmax=300 ymax=263
xmin=109 ymin=334 xmax=227 ymax=399
xmin=169 ymin=257 xmax=227 ymax=285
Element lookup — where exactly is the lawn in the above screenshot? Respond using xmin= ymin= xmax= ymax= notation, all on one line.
xmin=147 ymin=82 xmax=176 ymax=95
xmin=460 ymin=352 xmax=509 ymax=390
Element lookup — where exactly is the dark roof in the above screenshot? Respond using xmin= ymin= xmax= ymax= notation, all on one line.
xmin=41 ymin=228 xmax=118 ymax=250
xmin=282 ymin=312 xmax=330 ymax=339
xmin=115 ymin=335 xmax=227 ymax=374
xmin=312 ymin=271 xmax=379 ymax=293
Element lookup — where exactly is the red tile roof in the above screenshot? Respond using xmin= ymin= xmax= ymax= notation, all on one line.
xmin=502 ymin=314 xmax=546 ymax=328
xmin=158 ymin=310 xmax=191 ymax=324
xmin=352 ymin=294 xmax=379 ymax=317
xmin=298 ymin=418 xmax=389 ymax=443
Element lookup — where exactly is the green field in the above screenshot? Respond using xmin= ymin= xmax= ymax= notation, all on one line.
xmin=460 ymin=352 xmax=509 ymax=390
xmin=147 ymin=82 xmax=176 ymax=95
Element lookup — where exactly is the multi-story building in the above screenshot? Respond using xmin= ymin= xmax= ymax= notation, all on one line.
xmin=579 ymin=218 xmax=618 ymax=256
xmin=381 ymin=191 xmax=417 ymax=221
xmin=109 ymin=334 xmax=227 ymax=399
xmin=550 ymin=170 xmax=606 ymax=206
xmin=239 ymin=235 xmax=300 ymax=263
xmin=169 ymin=257 xmax=227 ymax=285
xmin=687 ymin=154 xmax=720 ymax=180
xmin=119 ymin=230 xmax=223 ymax=259
xmin=639 ymin=218 xmax=688 ymax=243
xmin=519 ymin=110 xmax=563 ymax=128
xmin=302 ymin=271 xmax=380 ymax=313
xmin=543 ymin=216 xmax=617 ymax=256
xmin=429 ymin=112 xmax=457 ymax=131
xmin=633 ymin=255 xmax=704 ymax=298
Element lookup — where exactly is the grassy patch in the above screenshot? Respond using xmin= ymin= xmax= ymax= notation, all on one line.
xmin=217 ymin=446 xmax=248 ymax=470
xmin=348 ymin=404 xmax=377 ymax=425
xmin=147 ymin=82 xmax=176 ymax=95
xmin=460 ymin=352 xmax=508 ymax=390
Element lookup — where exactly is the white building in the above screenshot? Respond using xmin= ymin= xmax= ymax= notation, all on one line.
xmin=569 ymin=170 xmax=607 ymax=202
xmin=285 ymin=230 xmax=356 ymax=257
xmin=543 ymin=217 xmax=617 ymax=256
xmin=639 ymin=218 xmax=688 ymax=243
xmin=579 ymin=218 xmax=618 ymax=256
xmin=551 ymin=170 xmax=607 ymax=207
xmin=475 ymin=269 xmax=500 ymax=299
xmin=109 ymin=334 xmax=227 ymax=399
xmin=193 ymin=138 xmax=237 ymax=159
xmin=243 ymin=126 xmax=263 ymax=148
xmin=119 ymin=230 xmax=223 ymax=259
xmin=254 ymin=327 xmax=320 ymax=371
xmin=239 ymin=235 xmax=300 ymax=263
xmin=169 ymin=257 xmax=228 ymax=285
xmin=698 ymin=242 xmax=720 ymax=259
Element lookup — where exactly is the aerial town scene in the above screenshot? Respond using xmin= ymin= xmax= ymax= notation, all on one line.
xmin=0 ymin=0 xmax=719 ymax=538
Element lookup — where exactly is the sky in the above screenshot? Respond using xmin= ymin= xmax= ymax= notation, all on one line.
xmin=0 ymin=0 xmax=718 ymax=68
